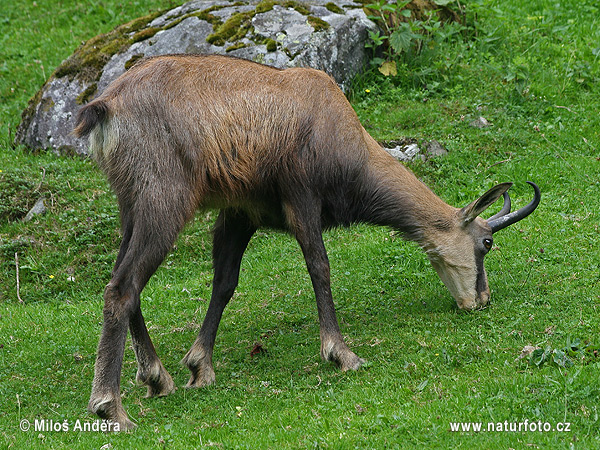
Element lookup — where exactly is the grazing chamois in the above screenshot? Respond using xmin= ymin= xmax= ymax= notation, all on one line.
xmin=74 ymin=54 xmax=540 ymax=430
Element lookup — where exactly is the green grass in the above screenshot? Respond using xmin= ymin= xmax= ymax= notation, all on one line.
xmin=1 ymin=0 xmax=599 ymax=448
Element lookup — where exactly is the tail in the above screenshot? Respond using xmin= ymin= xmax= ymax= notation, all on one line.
xmin=74 ymin=100 xmax=118 ymax=159
xmin=73 ymin=100 xmax=109 ymax=138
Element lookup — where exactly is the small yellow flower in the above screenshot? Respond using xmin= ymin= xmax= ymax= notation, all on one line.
xmin=49 ymin=275 xmax=55 ymax=279
xmin=365 ymin=89 xmax=371 ymax=93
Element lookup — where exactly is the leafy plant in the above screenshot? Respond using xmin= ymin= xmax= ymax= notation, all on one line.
xmin=528 ymin=337 xmax=600 ymax=368
xmin=528 ymin=346 xmax=573 ymax=368
xmin=364 ymin=0 xmax=464 ymax=77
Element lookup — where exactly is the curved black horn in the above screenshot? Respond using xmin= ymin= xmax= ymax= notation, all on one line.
xmin=487 ymin=191 xmax=511 ymax=221
xmin=488 ymin=182 xmax=540 ymax=233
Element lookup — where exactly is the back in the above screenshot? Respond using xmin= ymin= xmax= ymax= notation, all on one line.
xmin=89 ymin=54 xmax=370 ymax=211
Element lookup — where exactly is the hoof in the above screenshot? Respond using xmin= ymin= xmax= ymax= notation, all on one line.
xmin=185 ymin=373 xmax=215 ymax=388
xmin=321 ymin=339 xmax=366 ymax=371
xmin=182 ymin=346 xmax=216 ymax=388
xmin=113 ymin=417 xmax=137 ymax=432
xmin=88 ymin=393 xmax=136 ymax=432
xmin=340 ymin=354 xmax=366 ymax=372
xmin=184 ymin=366 xmax=216 ymax=389
xmin=137 ymin=363 xmax=176 ymax=398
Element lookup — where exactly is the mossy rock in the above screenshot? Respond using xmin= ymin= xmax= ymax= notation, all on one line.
xmin=207 ymin=11 xmax=255 ymax=45
xmin=76 ymin=83 xmax=98 ymax=105
xmin=265 ymin=38 xmax=278 ymax=52
xmin=325 ymin=2 xmax=345 ymax=14
xmin=307 ymin=15 xmax=330 ymax=32
xmin=53 ymin=10 xmax=164 ymax=85
xmin=15 ymin=0 xmax=378 ymax=155
xmin=226 ymin=42 xmax=250 ymax=52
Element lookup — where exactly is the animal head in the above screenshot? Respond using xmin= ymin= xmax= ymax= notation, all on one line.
xmin=425 ymin=182 xmax=540 ymax=310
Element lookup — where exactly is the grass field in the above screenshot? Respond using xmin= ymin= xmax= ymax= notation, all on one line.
xmin=1 ymin=0 xmax=599 ymax=448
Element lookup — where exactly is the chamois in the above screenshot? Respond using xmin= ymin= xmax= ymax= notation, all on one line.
xmin=74 ymin=54 xmax=540 ymax=430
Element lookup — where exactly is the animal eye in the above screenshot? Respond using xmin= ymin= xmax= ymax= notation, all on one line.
xmin=483 ymin=238 xmax=493 ymax=250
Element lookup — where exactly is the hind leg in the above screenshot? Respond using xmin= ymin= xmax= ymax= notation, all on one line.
xmin=108 ymin=204 xmax=175 ymax=397
xmin=88 ymin=204 xmax=185 ymax=430
xmin=183 ymin=209 xmax=255 ymax=387
xmin=115 ymin=205 xmax=175 ymax=398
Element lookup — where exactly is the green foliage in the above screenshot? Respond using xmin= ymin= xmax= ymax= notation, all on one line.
xmin=529 ymin=337 xmax=600 ymax=368
xmin=361 ymin=0 xmax=600 ymax=106
xmin=0 ymin=169 xmax=39 ymax=223
xmin=365 ymin=0 xmax=465 ymax=79
xmin=1 ymin=0 xmax=600 ymax=448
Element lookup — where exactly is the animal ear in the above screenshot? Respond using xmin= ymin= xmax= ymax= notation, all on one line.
xmin=461 ymin=183 xmax=513 ymax=225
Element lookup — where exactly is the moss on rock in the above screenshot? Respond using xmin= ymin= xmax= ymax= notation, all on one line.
xmin=307 ymin=16 xmax=330 ymax=32
xmin=284 ymin=1 xmax=311 ymax=15
xmin=209 ymin=0 xmax=330 ymax=48
xmin=325 ymin=2 xmax=345 ymax=14
xmin=226 ymin=42 xmax=250 ymax=52
xmin=131 ymin=27 xmax=161 ymax=43
xmin=39 ymin=96 xmax=55 ymax=113
xmin=163 ymin=5 xmax=225 ymax=32
xmin=124 ymin=54 xmax=145 ymax=70
xmin=265 ymin=38 xmax=278 ymax=52
xmin=255 ymin=0 xmax=279 ymax=13
xmin=53 ymin=10 xmax=164 ymax=84
xmin=76 ymin=83 xmax=98 ymax=105
xmin=255 ymin=0 xmax=310 ymax=15
xmin=207 ymin=11 xmax=255 ymax=46
xmin=15 ymin=85 xmax=45 ymax=144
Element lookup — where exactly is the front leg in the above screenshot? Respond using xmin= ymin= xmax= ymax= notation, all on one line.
xmin=89 ymin=200 xmax=185 ymax=431
xmin=283 ymin=200 xmax=365 ymax=371
xmin=183 ymin=210 xmax=256 ymax=387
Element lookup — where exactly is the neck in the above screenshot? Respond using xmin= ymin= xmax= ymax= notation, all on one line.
xmin=357 ymin=135 xmax=457 ymax=244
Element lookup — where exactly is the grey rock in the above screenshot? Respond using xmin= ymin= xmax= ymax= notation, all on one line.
xmin=424 ymin=139 xmax=447 ymax=158
xmin=469 ymin=116 xmax=491 ymax=128
xmin=384 ymin=139 xmax=450 ymax=162
xmin=23 ymin=197 xmax=46 ymax=222
xmin=15 ymin=0 xmax=377 ymax=156
xmin=385 ymin=143 xmax=421 ymax=162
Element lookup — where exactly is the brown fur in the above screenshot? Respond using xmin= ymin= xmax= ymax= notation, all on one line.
xmin=74 ymin=54 xmax=513 ymax=430
xmin=75 ymin=54 xmax=453 ymax=233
